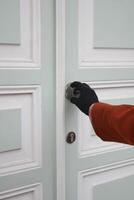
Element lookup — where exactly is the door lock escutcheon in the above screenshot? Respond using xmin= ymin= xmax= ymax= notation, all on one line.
xmin=66 ymin=132 xmax=76 ymax=144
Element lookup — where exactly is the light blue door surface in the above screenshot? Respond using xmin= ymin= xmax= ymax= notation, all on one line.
xmin=0 ymin=0 xmax=56 ymax=200
xmin=65 ymin=0 xmax=134 ymax=199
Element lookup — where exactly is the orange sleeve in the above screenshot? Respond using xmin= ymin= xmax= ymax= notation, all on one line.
xmin=90 ymin=103 xmax=134 ymax=145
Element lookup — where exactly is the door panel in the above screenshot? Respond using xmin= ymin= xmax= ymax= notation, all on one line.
xmin=0 ymin=0 xmax=42 ymax=196
xmin=94 ymin=0 xmax=134 ymax=49
xmin=66 ymin=0 xmax=134 ymax=82
xmin=0 ymin=0 xmax=40 ymax=68
xmin=0 ymin=0 xmax=20 ymax=44
xmin=0 ymin=0 xmax=56 ymax=200
xmin=79 ymin=164 xmax=134 ymax=200
xmin=78 ymin=82 xmax=134 ymax=157
xmin=65 ymin=0 xmax=134 ymax=199
xmin=0 ymin=86 xmax=41 ymax=174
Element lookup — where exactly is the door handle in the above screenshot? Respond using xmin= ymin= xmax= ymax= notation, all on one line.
xmin=65 ymin=83 xmax=80 ymax=101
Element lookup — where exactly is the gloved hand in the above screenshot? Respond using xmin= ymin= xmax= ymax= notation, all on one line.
xmin=70 ymin=81 xmax=99 ymax=115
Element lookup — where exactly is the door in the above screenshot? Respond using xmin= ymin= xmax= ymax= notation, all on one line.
xmin=56 ymin=0 xmax=134 ymax=200
xmin=0 ymin=0 xmax=56 ymax=200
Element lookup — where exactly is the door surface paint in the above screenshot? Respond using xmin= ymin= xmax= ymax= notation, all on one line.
xmin=0 ymin=0 xmax=56 ymax=200
xmin=65 ymin=0 xmax=134 ymax=199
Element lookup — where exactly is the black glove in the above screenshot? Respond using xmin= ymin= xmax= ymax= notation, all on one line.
xmin=70 ymin=81 xmax=99 ymax=115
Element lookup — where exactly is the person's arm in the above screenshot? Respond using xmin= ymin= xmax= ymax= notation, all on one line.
xmin=90 ymin=103 xmax=134 ymax=145
xmin=70 ymin=81 xmax=134 ymax=146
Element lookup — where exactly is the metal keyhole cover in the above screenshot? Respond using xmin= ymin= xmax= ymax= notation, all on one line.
xmin=66 ymin=132 xmax=76 ymax=144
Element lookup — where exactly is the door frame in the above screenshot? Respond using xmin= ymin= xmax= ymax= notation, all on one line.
xmin=56 ymin=0 xmax=66 ymax=200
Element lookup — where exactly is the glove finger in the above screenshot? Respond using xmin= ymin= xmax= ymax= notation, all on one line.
xmin=70 ymin=97 xmax=80 ymax=106
xmin=70 ymin=81 xmax=83 ymax=90
xmin=73 ymin=88 xmax=80 ymax=96
xmin=82 ymin=83 xmax=90 ymax=88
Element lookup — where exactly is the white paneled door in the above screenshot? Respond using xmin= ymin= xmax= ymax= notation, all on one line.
xmin=0 ymin=0 xmax=56 ymax=200
xmin=56 ymin=0 xmax=134 ymax=200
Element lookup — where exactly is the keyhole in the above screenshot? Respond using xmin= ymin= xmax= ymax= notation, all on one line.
xmin=70 ymin=133 xmax=74 ymax=143
xmin=66 ymin=132 xmax=76 ymax=144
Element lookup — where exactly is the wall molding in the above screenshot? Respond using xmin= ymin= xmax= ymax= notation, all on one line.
xmin=88 ymin=80 xmax=134 ymax=88
xmin=0 ymin=183 xmax=42 ymax=200
xmin=79 ymin=157 xmax=134 ymax=177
